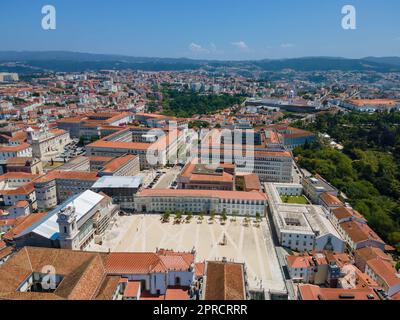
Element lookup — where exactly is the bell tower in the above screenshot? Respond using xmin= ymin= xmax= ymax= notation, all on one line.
xmin=57 ymin=206 xmax=78 ymax=249
xmin=26 ymin=127 xmax=36 ymax=144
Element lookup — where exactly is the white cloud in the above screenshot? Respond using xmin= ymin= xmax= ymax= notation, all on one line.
xmin=280 ymin=43 xmax=294 ymax=48
xmin=231 ymin=41 xmax=249 ymax=51
xmin=189 ymin=42 xmax=209 ymax=54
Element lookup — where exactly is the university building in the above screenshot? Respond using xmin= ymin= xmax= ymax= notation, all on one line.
xmin=134 ymin=189 xmax=267 ymax=216
xmin=86 ymin=127 xmax=184 ymax=169
xmin=33 ymin=171 xmax=99 ymax=210
xmin=26 ymin=125 xmax=71 ymax=162
xmin=198 ymin=129 xmax=293 ymax=183
xmin=13 ymin=190 xmax=119 ymax=250
xmin=265 ymin=183 xmax=345 ymax=252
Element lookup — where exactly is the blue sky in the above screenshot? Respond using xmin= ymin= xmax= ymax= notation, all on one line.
xmin=0 ymin=0 xmax=399 ymax=60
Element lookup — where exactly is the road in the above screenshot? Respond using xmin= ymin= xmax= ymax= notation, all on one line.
xmin=292 ymin=162 xmax=303 ymax=184
xmin=153 ymin=166 xmax=181 ymax=189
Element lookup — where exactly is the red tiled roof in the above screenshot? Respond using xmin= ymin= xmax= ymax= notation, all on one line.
xmin=299 ymin=284 xmax=379 ymax=300
xmin=87 ymin=140 xmax=151 ymax=150
xmin=0 ymin=143 xmax=31 ymax=153
xmin=106 ymin=252 xmax=166 ymax=274
xmin=195 ymin=262 xmax=205 ymax=278
xmin=34 ymin=171 xmax=98 ymax=183
xmin=366 ymin=258 xmax=400 ymax=289
xmin=340 ymin=220 xmax=384 ymax=245
xmin=287 ymin=256 xmax=312 ymax=269
xmin=138 ymin=189 xmax=267 ymax=201
xmin=2 ymin=213 xmax=48 ymax=241
xmin=204 ymin=261 xmax=246 ymax=300
xmin=348 ymin=99 xmax=400 ymax=107
xmin=123 ymin=281 xmax=140 ymax=298
xmin=164 ymin=287 xmax=189 ymax=300
xmin=320 ymin=192 xmax=343 ymax=207
xmin=100 ymin=155 xmax=137 ymax=173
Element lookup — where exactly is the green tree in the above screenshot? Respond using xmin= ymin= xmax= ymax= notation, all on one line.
xmin=163 ymin=211 xmax=170 ymax=222
xmin=198 ymin=213 xmax=204 ymax=222
xmin=175 ymin=210 xmax=182 ymax=221
xmin=221 ymin=209 xmax=228 ymax=223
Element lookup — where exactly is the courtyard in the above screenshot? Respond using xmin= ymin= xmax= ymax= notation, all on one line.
xmin=87 ymin=214 xmax=286 ymax=294
xmin=280 ymin=195 xmax=309 ymax=205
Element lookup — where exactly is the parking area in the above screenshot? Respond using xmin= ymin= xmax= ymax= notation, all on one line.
xmin=139 ymin=166 xmax=182 ymax=189
xmin=153 ymin=166 xmax=181 ymax=189
xmin=87 ymin=214 xmax=286 ymax=294
xmin=55 ymin=138 xmax=84 ymax=162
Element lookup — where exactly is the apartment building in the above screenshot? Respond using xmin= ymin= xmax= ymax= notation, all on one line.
xmin=298 ymin=284 xmax=379 ymax=300
xmin=98 ymin=154 xmax=140 ymax=177
xmin=364 ymin=259 xmax=400 ymax=298
xmin=0 ymin=172 xmax=38 ymax=210
xmin=302 ymin=175 xmax=338 ymax=205
xmin=6 ymin=157 xmax=43 ymax=175
xmin=86 ymin=127 xmax=183 ymax=169
xmin=198 ymin=129 xmax=293 ymax=183
xmin=287 ymin=252 xmax=343 ymax=286
xmin=0 ymin=143 xmax=32 ymax=161
xmin=33 ymin=171 xmax=99 ymax=210
xmin=57 ymin=112 xmax=133 ymax=138
xmin=266 ymin=123 xmax=315 ymax=151
xmin=199 ymin=147 xmax=292 ymax=183
xmin=89 ymin=156 xmax=115 ymax=171
xmin=338 ymin=220 xmax=385 ymax=252
xmin=330 ymin=207 xmax=385 ymax=252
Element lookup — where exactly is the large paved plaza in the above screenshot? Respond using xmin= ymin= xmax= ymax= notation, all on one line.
xmin=88 ymin=214 xmax=286 ymax=293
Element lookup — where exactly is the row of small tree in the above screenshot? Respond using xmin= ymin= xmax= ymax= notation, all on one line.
xmin=162 ymin=209 xmax=262 ymax=225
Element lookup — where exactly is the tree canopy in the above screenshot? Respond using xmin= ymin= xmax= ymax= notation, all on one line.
xmin=293 ymin=111 xmax=400 ymax=251
xmin=161 ymin=88 xmax=245 ymax=118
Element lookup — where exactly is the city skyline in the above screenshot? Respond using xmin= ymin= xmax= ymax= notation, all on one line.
xmin=1 ymin=0 xmax=400 ymax=60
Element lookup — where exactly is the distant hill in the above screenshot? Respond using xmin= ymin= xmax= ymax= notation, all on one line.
xmin=363 ymin=56 xmax=400 ymax=66
xmin=0 ymin=51 xmax=400 ymax=73
xmin=254 ymin=57 xmax=399 ymax=72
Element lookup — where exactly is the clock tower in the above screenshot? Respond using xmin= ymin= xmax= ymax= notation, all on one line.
xmin=57 ymin=205 xmax=78 ymax=249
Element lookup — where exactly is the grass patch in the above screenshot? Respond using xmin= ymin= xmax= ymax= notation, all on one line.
xmin=281 ymin=195 xmax=309 ymax=205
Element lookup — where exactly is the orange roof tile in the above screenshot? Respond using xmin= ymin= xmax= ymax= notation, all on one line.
xmin=320 ymin=192 xmax=343 ymax=207
xmin=299 ymin=284 xmax=379 ymax=300
xmin=366 ymin=258 xmax=400 ymax=289
xmin=341 ymin=220 xmax=384 ymax=245
xmin=164 ymin=287 xmax=189 ymax=300
xmin=100 ymin=155 xmax=137 ymax=173
xmin=123 ymin=281 xmax=140 ymax=298
xmin=138 ymin=188 xmax=267 ymax=201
